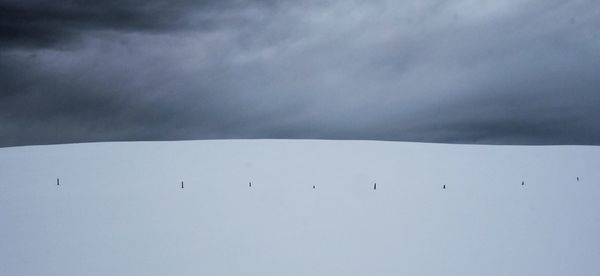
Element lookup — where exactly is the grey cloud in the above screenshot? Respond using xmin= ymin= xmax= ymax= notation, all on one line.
xmin=0 ymin=0 xmax=282 ymax=49
xmin=1 ymin=0 xmax=600 ymax=147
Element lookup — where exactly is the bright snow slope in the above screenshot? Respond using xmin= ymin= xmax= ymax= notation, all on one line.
xmin=1 ymin=140 xmax=599 ymax=275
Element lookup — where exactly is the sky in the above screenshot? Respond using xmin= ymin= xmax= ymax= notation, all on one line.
xmin=1 ymin=0 xmax=599 ymax=147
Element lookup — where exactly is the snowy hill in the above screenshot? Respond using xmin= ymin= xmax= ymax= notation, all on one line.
xmin=1 ymin=140 xmax=599 ymax=275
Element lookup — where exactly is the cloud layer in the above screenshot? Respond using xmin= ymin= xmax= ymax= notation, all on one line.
xmin=1 ymin=0 xmax=600 ymax=147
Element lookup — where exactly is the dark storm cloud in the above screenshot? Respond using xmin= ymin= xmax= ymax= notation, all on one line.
xmin=1 ymin=0 xmax=600 ymax=147
xmin=1 ymin=0 xmax=182 ymax=48
xmin=0 ymin=0 xmax=280 ymax=48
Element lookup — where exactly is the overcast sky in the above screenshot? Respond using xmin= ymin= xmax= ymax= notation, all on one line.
xmin=1 ymin=0 xmax=599 ymax=147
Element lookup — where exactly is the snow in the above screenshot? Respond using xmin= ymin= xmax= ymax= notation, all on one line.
xmin=1 ymin=140 xmax=599 ymax=275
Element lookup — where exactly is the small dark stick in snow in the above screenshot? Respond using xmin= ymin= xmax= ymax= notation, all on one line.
xmin=313 ymin=185 xmax=315 ymax=189
xmin=181 ymin=181 xmax=184 ymax=189
xmin=577 ymin=177 xmax=579 ymax=181
xmin=249 ymin=182 xmax=252 ymax=187
xmin=374 ymin=183 xmax=377 ymax=190
xmin=522 ymin=181 xmax=525 ymax=186
xmin=57 ymin=178 xmax=59 ymax=186
xmin=443 ymin=184 xmax=445 ymax=189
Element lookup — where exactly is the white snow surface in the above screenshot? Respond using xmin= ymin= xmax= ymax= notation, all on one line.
xmin=1 ymin=140 xmax=599 ymax=275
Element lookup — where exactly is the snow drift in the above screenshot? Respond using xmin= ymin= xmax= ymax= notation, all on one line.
xmin=1 ymin=140 xmax=599 ymax=275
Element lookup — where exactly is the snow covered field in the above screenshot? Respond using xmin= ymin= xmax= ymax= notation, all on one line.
xmin=1 ymin=140 xmax=599 ymax=275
